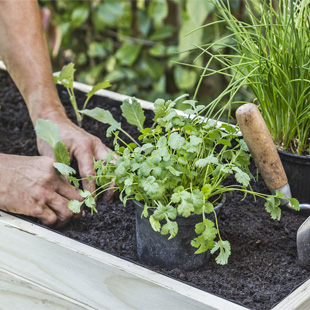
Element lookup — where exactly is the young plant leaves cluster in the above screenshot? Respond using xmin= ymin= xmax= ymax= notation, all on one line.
xmin=74 ymin=96 xmax=300 ymax=265
xmin=53 ymin=63 xmax=111 ymax=126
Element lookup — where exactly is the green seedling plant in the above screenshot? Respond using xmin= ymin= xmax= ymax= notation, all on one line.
xmin=36 ymin=96 xmax=299 ymax=265
xmin=189 ymin=0 xmax=310 ymax=155
xmin=53 ymin=63 xmax=111 ymax=126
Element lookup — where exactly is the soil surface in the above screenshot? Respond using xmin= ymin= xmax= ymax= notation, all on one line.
xmin=1 ymin=70 xmax=309 ymax=310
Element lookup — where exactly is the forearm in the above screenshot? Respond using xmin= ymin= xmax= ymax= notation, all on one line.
xmin=0 ymin=0 xmax=66 ymax=124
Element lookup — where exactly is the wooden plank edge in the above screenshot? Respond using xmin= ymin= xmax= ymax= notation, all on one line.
xmin=0 ymin=267 xmax=96 ymax=310
xmin=0 ymin=60 xmax=6 ymax=71
xmin=0 ymin=211 xmax=249 ymax=310
xmin=271 ymin=278 xmax=310 ymax=310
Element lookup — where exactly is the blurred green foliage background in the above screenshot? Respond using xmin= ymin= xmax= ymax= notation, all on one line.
xmin=39 ymin=0 xmax=247 ymax=109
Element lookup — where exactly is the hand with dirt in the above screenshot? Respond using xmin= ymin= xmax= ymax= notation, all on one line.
xmin=0 ymin=154 xmax=83 ymax=227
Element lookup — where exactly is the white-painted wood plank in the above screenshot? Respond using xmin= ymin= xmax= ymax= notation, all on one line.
xmin=0 ymin=60 xmax=5 ymax=71
xmin=0 ymin=211 xmax=248 ymax=310
xmin=0 ymin=268 xmax=93 ymax=310
xmin=271 ymin=278 xmax=310 ymax=310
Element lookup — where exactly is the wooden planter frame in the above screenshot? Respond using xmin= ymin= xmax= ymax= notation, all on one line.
xmin=0 ymin=61 xmax=309 ymax=310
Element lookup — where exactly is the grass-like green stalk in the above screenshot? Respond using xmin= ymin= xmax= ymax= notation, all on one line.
xmin=195 ymin=0 xmax=310 ymax=155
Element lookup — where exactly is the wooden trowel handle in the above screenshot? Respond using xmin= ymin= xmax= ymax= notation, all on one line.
xmin=236 ymin=103 xmax=287 ymax=191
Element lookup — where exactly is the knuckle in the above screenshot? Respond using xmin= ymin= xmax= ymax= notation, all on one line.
xmin=31 ymin=206 xmax=45 ymax=217
xmin=44 ymin=213 xmax=58 ymax=226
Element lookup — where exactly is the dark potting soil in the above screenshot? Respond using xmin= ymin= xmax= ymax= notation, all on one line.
xmin=0 ymin=70 xmax=309 ymax=310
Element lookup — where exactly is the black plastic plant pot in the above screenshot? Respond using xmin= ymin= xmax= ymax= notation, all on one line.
xmin=278 ymin=149 xmax=310 ymax=204
xmin=134 ymin=196 xmax=226 ymax=271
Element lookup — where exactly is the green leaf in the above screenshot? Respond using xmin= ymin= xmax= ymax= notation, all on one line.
xmin=265 ymin=196 xmax=281 ymax=220
xmin=186 ymin=0 xmax=214 ymax=27
xmin=149 ymin=25 xmax=176 ymax=41
xmin=189 ymin=135 xmax=203 ymax=146
xmin=79 ymin=190 xmax=92 ymax=198
xmin=148 ymin=0 xmax=168 ymax=28
xmin=168 ymin=132 xmax=186 ymax=150
xmin=68 ymin=200 xmax=83 ymax=214
xmin=71 ymin=5 xmax=89 ymax=28
xmin=288 ymin=198 xmax=300 ymax=211
xmin=161 ymin=219 xmax=178 ymax=239
xmin=53 ymin=163 xmax=76 ymax=177
xmin=191 ymin=235 xmax=215 ymax=254
xmin=87 ymin=42 xmax=107 ymax=58
xmin=141 ymin=176 xmax=159 ymax=195
xmin=190 ymin=189 xmax=204 ymax=210
xmin=85 ymin=195 xmax=96 ymax=210
xmin=202 ymin=184 xmax=212 ymax=199
xmin=177 ymin=199 xmax=194 ymax=217
xmin=153 ymin=202 xmax=177 ymax=220
xmin=174 ymin=66 xmax=198 ymax=91
xmin=178 ymin=18 xmax=203 ymax=60
xmin=143 ymin=54 xmax=163 ymax=80
xmin=149 ymin=215 xmax=161 ymax=232
xmin=149 ymin=43 xmax=166 ymax=57
xmin=153 ymin=98 xmax=166 ymax=120
xmin=116 ymin=42 xmax=142 ymax=66
xmin=157 ymin=136 xmax=167 ymax=148
xmin=86 ymin=81 xmax=111 ymax=99
xmin=204 ymin=202 xmax=214 ymax=214
xmin=35 ymin=119 xmax=60 ymax=148
xmin=95 ymin=2 xmax=125 ymax=27
xmin=68 ymin=176 xmax=80 ymax=188
xmin=59 ymin=63 xmax=75 ymax=88
xmin=80 ymin=108 xmax=121 ymax=128
xmin=142 ymin=204 xmax=149 ymax=218
xmin=232 ymin=167 xmax=250 ymax=187
xmin=53 ymin=141 xmax=70 ymax=165
xmin=195 ymin=155 xmax=219 ymax=168
xmin=210 ymin=240 xmax=231 ymax=265
xmin=239 ymin=139 xmax=249 ymax=152
xmin=167 ymin=166 xmax=182 ymax=176
xmin=121 ymin=98 xmax=145 ymax=130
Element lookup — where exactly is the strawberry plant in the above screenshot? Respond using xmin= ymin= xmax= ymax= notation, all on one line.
xmin=53 ymin=62 xmax=110 ymax=126
xmin=35 ymin=96 xmax=299 ymax=265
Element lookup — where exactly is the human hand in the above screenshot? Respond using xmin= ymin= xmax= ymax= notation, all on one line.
xmin=0 ymin=154 xmax=83 ymax=227
xmin=36 ymin=111 xmax=115 ymax=201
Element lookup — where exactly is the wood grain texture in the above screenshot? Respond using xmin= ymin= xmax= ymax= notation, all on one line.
xmin=0 ymin=268 xmax=92 ymax=310
xmin=271 ymin=278 xmax=310 ymax=310
xmin=0 ymin=211 xmax=248 ymax=310
xmin=236 ymin=103 xmax=287 ymax=190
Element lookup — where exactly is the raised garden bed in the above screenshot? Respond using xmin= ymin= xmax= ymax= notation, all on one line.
xmin=0 ymin=68 xmax=310 ymax=310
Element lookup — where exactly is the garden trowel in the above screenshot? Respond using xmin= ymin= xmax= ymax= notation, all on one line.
xmin=235 ymin=103 xmax=310 ymax=266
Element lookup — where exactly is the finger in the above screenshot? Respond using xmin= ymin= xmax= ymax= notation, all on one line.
xmin=93 ymin=142 xmax=114 ymax=161
xmin=33 ymin=205 xmax=58 ymax=227
xmin=75 ymin=149 xmax=97 ymax=194
xmin=103 ymin=181 xmax=117 ymax=203
xmin=46 ymin=193 xmax=75 ymax=228
xmin=55 ymin=175 xmax=84 ymax=202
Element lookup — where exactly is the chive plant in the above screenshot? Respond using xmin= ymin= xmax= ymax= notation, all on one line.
xmin=192 ymin=0 xmax=310 ymax=155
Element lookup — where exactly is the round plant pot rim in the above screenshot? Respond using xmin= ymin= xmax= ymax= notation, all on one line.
xmin=133 ymin=193 xmax=226 ymax=218
xmin=278 ymin=148 xmax=310 ymax=160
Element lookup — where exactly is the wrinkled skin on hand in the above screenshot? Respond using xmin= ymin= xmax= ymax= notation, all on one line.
xmin=37 ymin=112 xmax=113 ymax=193
xmin=0 ymin=154 xmax=83 ymax=228
xmin=37 ymin=112 xmax=117 ymax=203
